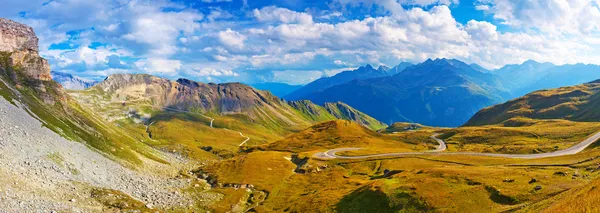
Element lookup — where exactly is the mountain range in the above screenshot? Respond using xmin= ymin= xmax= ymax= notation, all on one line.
xmin=50 ymin=71 xmax=97 ymax=90
xmin=86 ymin=74 xmax=386 ymax=131
xmin=287 ymin=59 xmax=510 ymax=127
xmin=284 ymin=58 xmax=600 ymax=127
xmin=284 ymin=62 xmax=413 ymax=100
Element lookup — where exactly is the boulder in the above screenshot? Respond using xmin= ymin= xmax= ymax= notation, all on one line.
xmin=528 ymin=178 xmax=537 ymax=184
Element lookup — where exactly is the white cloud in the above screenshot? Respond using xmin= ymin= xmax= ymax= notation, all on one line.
xmin=135 ymin=58 xmax=182 ymax=73
xmin=334 ymin=60 xmax=347 ymax=65
xmin=477 ymin=0 xmax=600 ymax=35
xmin=253 ymin=6 xmax=314 ymax=25
xmin=196 ymin=68 xmax=239 ymax=77
xmin=466 ymin=20 xmax=498 ymax=41
xmin=121 ymin=2 xmax=203 ymax=57
xmin=475 ymin=4 xmax=490 ymax=11
xmin=6 ymin=0 xmax=600 ymax=83
xmin=218 ymin=28 xmax=246 ymax=49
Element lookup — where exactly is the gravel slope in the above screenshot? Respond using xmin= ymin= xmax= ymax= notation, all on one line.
xmin=0 ymin=97 xmax=210 ymax=212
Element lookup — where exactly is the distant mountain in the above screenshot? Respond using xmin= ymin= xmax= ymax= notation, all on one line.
xmin=513 ymin=63 xmax=600 ymax=97
xmin=89 ymin=74 xmax=386 ymax=130
xmin=284 ymin=62 xmax=413 ymax=100
xmin=469 ymin=63 xmax=489 ymax=73
xmin=465 ymin=79 xmax=600 ymax=126
xmin=492 ymin=60 xmax=600 ymax=98
xmin=298 ymin=58 xmax=510 ymax=127
xmin=51 ymin=71 xmax=97 ymax=90
xmin=250 ymin=82 xmax=302 ymax=97
xmin=493 ymin=60 xmax=556 ymax=97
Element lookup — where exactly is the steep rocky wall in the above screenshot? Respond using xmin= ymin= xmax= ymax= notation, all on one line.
xmin=0 ymin=18 xmax=51 ymax=82
xmin=0 ymin=18 xmax=38 ymax=52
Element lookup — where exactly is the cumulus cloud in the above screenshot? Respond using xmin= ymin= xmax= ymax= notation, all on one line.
xmin=217 ymin=29 xmax=247 ymax=49
xmin=5 ymin=0 xmax=600 ymax=83
xmin=253 ymin=6 xmax=314 ymax=24
xmin=196 ymin=68 xmax=239 ymax=77
xmin=120 ymin=2 xmax=203 ymax=57
xmin=135 ymin=58 xmax=182 ymax=74
xmin=476 ymin=0 xmax=600 ymax=35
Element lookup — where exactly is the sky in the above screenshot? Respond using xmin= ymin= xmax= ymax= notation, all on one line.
xmin=2 ymin=0 xmax=599 ymax=85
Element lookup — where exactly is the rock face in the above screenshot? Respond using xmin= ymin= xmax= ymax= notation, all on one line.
xmin=0 ymin=18 xmax=38 ymax=53
xmin=0 ymin=18 xmax=51 ymax=82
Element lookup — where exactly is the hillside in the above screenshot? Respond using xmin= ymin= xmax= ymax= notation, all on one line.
xmin=0 ymin=18 xmax=222 ymax=212
xmin=284 ymin=62 xmax=413 ymax=100
xmin=302 ymin=58 xmax=510 ymax=127
xmin=0 ymin=18 xmax=159 ymax=165
xmin=323 ymin=102 xmax=387 ymax=131
xmin=264 ymin=120 xmax=421 ymax=152
xmin=75 ymin=74 xmax=385 ymax=132
xmin=465 ymin=80 xmax=600 ymax=126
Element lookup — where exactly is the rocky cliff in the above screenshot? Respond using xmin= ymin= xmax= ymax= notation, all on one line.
xmin=0 ymin=18 xmax=38 ymax=52
xmin=0 ymin=18 xmax=51 ymax=82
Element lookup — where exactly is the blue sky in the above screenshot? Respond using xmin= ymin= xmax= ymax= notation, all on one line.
xmin=2 ymin=0 xmax=599 ymax=84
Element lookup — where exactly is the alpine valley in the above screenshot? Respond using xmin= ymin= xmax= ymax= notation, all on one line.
xmin=2 ymin=14 xmax=600 ymax=213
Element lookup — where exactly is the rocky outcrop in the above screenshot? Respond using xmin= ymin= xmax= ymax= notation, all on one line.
xmin=0 ymin=18 xmax=38 ymax=53
xmin=0 ymin=18 xmax=51 ymax=82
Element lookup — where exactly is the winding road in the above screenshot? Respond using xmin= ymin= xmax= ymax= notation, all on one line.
xmin=314 ymin=131 xmax=600 ymax=160
xmin=238 ymin=132 xmax=250 ymax=146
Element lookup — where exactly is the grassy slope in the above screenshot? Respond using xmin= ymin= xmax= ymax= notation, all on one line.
xmin=524 ymin=177 xmax=600 ymax=213
xmin=0 ymin=51 xmax=162 ymax=166
xmin=323 ymin=102 xmax=388 ymax=131
xmin=216 ymin=153 xmax=597 ymax=213
xmin=439 ymin=117 xmax=600 ymax=154
xmin=466 ymin=80 xmax=600 ymax=126
xmin=262 ymin=120 xmax=431 ymax=153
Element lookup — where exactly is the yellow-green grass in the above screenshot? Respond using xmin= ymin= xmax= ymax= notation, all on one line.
xmin=91 ymin=188 xmax=158 ymax=212
xmin=335 ymin=130 xmax=442 ymax=156
xmin=466 ymin=81 xmax=600 ymax=126
xmin=203 ymin=151 xmax=296 ymax=191
xmin=231 ymin=154 xmax=596 ymax=213
xmin=144 ymin=111 xmax=290 ymax=160
xmin=342 ymin=157 xmax=596 ymax=212
xmin=519 ymin=177 xmax=600 ymax=213
xmin=382 ymin=122 xmax=436 ymax=133
xmin=208 ymin=188 xmax=253 ymax=213
xmin=263 ymin=120 xmax=431 ymax=154
xmin=439 ymin=118 xmax=600 ymax=154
